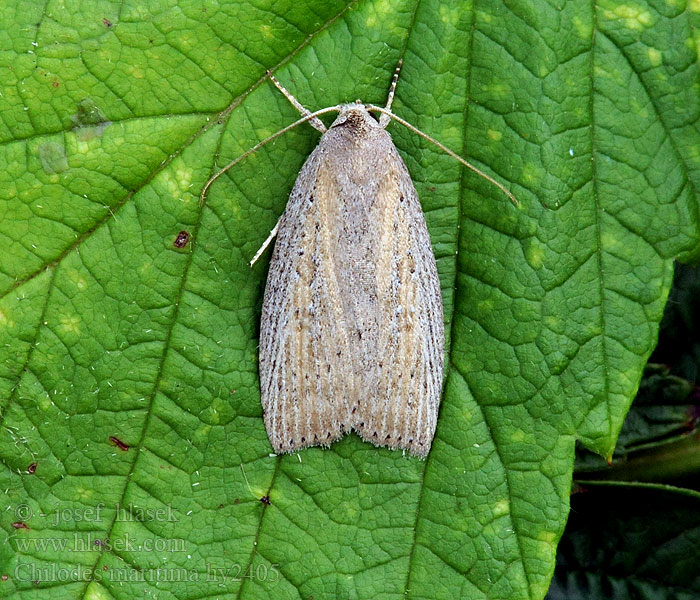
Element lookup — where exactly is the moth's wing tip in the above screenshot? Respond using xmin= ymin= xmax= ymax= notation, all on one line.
xmin=269 ymin=429 xmax=347 ymax=455
xmin=354 ymin=428 xmax=433 ymax=459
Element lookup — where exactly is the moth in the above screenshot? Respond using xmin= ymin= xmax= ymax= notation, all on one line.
xmin=201 ymin=62 xmax=515 ymax=458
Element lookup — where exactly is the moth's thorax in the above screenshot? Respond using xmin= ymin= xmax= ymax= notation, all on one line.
xmin=329 ymin=103 xmax=383 ymax=138
xmin=318 ymin=103 xmax=396 ymax=184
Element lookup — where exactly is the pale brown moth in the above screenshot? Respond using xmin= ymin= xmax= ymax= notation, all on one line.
xmin=201 ymin=61 xmax=515 ymax=458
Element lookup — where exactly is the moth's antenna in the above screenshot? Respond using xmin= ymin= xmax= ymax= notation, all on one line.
xmin=367 ymin=104 xmax=518 ymax=206
xmin=266 ymin=70 xmax=327 ymax=133
xmin=200 ymin=105 xmax=343 ymax=206
xmin=379 ymin=59 xmax=403 ymax=129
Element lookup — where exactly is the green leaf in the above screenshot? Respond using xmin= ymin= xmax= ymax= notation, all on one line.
xmin=1 ymin=1 xmax=698 ymax=599
xmin=576 ymin=363 xmax=696 ymax=459
xmin=574 ymin=364 xmax=700 ymax=484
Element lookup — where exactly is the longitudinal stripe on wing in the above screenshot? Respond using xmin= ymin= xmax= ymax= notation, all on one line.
xmin=260 ymin=148 xmax=355 ymax=453
xmin=353 ymin=148 xmax=444 ymax=457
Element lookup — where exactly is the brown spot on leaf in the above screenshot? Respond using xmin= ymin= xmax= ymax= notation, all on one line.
xmin=173 ymin=230 xmax=190 ymax=248
xmin=109 ymin=436 xmax=129 ymax=451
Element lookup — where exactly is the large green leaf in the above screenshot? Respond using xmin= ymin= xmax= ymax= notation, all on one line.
xmin=1 ymin=1 xmax=698 ymax=599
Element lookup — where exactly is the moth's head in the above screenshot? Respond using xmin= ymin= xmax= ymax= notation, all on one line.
xmin=330 ymin=102 xmax=382 ymax=133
